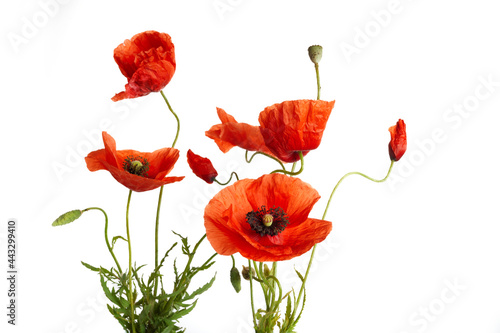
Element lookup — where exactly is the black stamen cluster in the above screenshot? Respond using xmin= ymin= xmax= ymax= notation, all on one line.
xmin=246 ymin=205 xmax=289 ymax=237
xmin=122 ymin=155 xmax=150 ymax=177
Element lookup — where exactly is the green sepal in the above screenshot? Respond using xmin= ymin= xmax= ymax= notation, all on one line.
xmin=52 ymin=209 xmax=82 ymax=226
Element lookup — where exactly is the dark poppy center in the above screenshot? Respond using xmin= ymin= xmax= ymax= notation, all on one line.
xmin=246 ymin=206 xmax=289 ymax=237
xmin=123 ymin=155 xmax=149 ymax=177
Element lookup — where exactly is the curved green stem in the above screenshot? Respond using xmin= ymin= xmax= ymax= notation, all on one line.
xmin=315 ymin=63 xmax=321 ymax=100
xmin=160 ymin=90 xmax=180 ymax=148
xmin=248 ymin=259 xmax=257 ymax=329
xmin=270 ymin=151 xmax=304 ymax=176
xmin=265 ymin=275 xmax=282 ymax=312
xmin=214 ymin=172 xmax=240 ymax=186
xmin=153 ymin=185 xmax=165 ymax=296
xmin=291 ymin=160 xmax=395 ymax=323
xmin=125 ymin=190 xmax=136 ymax=333
xmin=83 ymin=207 xmax=123 ymax=274
xmin=245 ymin=150 xmax=286 ymax=171
xmin=321 ymin=160 xmax=394 ymax=220
xmin=231 ymin=254 xmax=236 ymax=268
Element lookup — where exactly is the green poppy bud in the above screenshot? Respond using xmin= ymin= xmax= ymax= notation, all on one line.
xmin=52 ymin=210 xmax=83 ymax=226
xmin=242 ymin=265 xmax=256 ymax=281
xmin=263 ymin=264 xmax=271 ymax=277
xmin=230 ymin=267 xmax=241 ymax=293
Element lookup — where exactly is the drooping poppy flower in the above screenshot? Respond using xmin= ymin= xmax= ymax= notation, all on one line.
xmin=259 ymin=99 xmax=335 ymax=163
xmin=85 ymin=132 xmax=184 ymax=192
xmin=187 ymin=149 xmax=218 ymax=184
xmin=205 ymin=99 xmax=335 ymax=163
xmin=388 ymin=119 xmax=407 ymax=161
xmin=112 ymin=31 xmax=176 ymax=102
xmin=204 ymin=173 xmax=332 ymax=262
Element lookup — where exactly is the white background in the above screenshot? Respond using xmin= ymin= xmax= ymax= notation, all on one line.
xmin=1 ymin=0 xmax=500 ymax=332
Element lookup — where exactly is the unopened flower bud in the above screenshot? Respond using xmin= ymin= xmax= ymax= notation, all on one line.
xmin=230 ymin=266 xmax=241 ymax=293
xmin=263 ymin=264 xmax=271 ymax=277
xmin=242 ymin=265 xmax=256 ymax=281
xmin=388 ymin=119 xmax=407 ymax=161
xmin=187 ymin=149 xmax=218 ymax=184
xmin=308 ymin=45 xmax=323 ymax=65
xmin=52 ymin=210 xmax=83 ymax=226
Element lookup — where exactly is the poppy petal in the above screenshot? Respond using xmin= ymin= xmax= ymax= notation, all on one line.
xmin=204 ymin=174 xmax=332 ymax=262
xmin=388 ymin=119 xmax=407 ymax=161
xmin=206 ymin=108 xmax=274 ymax=155
xmin=145 ymin=148 xmax=180 ymax=179
xmin=85 ymin=132 xmax=183 ymax=192
xmin=259 ymin=100 xmax=335 ymax=163
xmin=112 ymin=31 xmax=176 ymax=101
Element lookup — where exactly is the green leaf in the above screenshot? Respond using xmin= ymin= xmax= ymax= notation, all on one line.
xmin=52 ymin=209 xmax=82 ymax=226
xmin=111 ymin=235 xmax=127 ymax=249
xmin=183 ymin=274 xmax=216 ymax=301
xmin=168 ymin=300 xmax=197 ymax=321
xmin=285 ymin=294 xmax=292 ymax=318
xmin=161 ymin=326 xmax=175 ymax=333
xmin=81 ymin=261 xmax=99 ymax=272
xmin=100 ymin=274 xmax=121 ymax=307
xmin=294 ymin=267 xmax=304 ymax=282
xmin=107 ymin=304 xmax=129 ymax=331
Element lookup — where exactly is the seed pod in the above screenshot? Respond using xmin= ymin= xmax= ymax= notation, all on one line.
xmin=308 ymin=45 xmax=323 ymax=65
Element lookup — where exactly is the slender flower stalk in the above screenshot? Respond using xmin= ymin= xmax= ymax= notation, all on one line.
xmin=315 ymin=63 xmax=321 ymax=100
xmin=248 ymin=259 xmax=257 ymax=329
xmin=153 ymin=90 xmax=182 ymax=295
xmin=161 ymin=90 xmax=180 ymax=148
xmin=322 ymin=160 xmax=395 ymax=220
xmin=245 ymin=150 xmax=286 ymax=171
xmin=291 ymin=160 xmax=395 ymax=322
xmin=83 ymin=207 xmax=123 ymax=274
xmin=153 ymin=185 xmax=164 ymax=296
xmin=125 ymin=190 xmax=136 ymax=333
xmin=270 ymin=151 xmax=304 ymax=176
xmin=214 ymin=172 xmax=240 ymax=185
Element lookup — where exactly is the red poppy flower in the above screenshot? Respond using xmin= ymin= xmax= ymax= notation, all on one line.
xmin=187 ymin=149 xmax=218 ymax=184
xmin=388 ymin=119 xmax=407 ymax=161
xmin=112 ymin=31 xmax=176 ymax=102
xmin=85 ymin=132 xmax=184 ymax=192
xmin=204 ymin=173 xmax=332 ymax=262
xmin=205 ymin=100 xmax=335 ymax=163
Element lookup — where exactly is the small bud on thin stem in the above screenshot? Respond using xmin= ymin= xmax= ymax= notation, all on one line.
xmin=308 ymin=45 xmax=323 ymax=65
xmin=242 ymin=265 xmax=256 ymax=281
